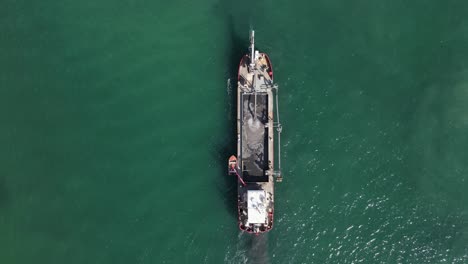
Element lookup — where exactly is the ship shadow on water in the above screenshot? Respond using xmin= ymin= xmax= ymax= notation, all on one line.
xmin=212 ymin=16 xmax=247 ymax=221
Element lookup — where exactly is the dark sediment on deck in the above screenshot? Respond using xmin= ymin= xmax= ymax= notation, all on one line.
xmin=241 ymin=93 xmax=269 ymax=182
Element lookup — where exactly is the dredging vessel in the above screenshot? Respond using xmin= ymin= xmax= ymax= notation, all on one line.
xmin=228 ymin=30 xmax=282 ymax=234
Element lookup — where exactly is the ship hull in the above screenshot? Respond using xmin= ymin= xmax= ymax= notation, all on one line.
xmin=235 ymin=50 xmax=276 ymax=234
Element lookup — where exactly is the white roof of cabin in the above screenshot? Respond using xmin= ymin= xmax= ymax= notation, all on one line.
xmin=247 ymin=190 xmax=267 ymax=224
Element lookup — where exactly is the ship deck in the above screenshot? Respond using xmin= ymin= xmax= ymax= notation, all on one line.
xmin=236 ymin=52 xmax=276 ymax=233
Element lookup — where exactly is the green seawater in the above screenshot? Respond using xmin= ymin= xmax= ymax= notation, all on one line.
xmin=1 ymin=0 xmax=468 ymax=263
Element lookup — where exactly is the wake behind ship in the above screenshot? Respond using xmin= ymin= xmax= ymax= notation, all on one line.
xmin=228 ymin=30 xmax=283 ymax=234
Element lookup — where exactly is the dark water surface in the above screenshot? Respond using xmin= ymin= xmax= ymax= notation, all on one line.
xmin=1 ymin=0 xmax=467 ymax=263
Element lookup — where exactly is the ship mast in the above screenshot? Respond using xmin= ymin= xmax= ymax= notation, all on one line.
xmin=249 ymin=30 xmax=255 ymax=70
xmin=250 ymin=30 xmax=258 ymax=120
